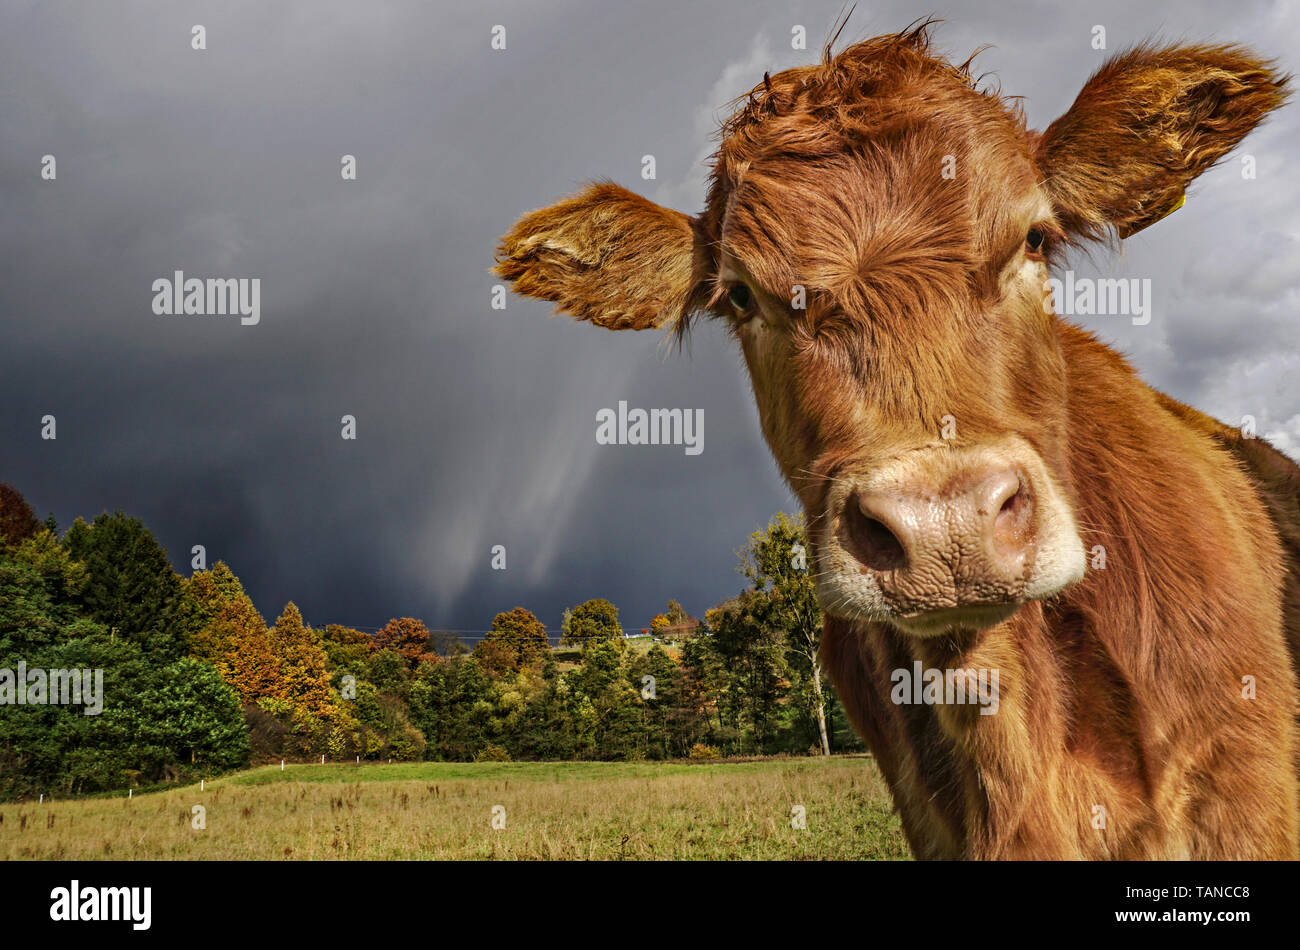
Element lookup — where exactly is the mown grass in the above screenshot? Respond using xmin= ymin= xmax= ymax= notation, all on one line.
xmin=0 ymin=756 xmax=911 ymax=860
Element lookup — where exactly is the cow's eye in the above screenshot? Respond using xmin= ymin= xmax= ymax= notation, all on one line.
xmin=727 ymin=283 xmax=755 ymax=315
xmin=1026 ymin=228 xmax=1046 ymax=253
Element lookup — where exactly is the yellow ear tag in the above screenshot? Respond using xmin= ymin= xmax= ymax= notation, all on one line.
xmin=1161 ymin=191 xmax=1187 ymax=219
xmin=1125 ymin=191 xmax=1185 ymax=237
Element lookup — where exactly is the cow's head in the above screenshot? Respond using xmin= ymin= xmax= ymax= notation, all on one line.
xmin=495 ymin=24 xmax=1287 ymax=638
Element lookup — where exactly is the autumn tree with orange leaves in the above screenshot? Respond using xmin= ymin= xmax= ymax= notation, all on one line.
xmin=269 ymin=602 xmax=336 ymax=719
xmin=0 ymin=483 xmax=41 ymax=548
xmin=182 ymin=562 xmax=282 ymax=703
xmin=371 ymin=616 xmax=438 ymax=669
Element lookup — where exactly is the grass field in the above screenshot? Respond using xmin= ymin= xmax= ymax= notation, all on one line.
xmin=0 ymin=755 xmax=911 ymax=860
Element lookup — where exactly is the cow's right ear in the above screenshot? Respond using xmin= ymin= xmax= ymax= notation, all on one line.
xmin=493 ymin=182 xmax=706 ymax=331
xmin=1035 ymin=43 xmax=1289 ymax=240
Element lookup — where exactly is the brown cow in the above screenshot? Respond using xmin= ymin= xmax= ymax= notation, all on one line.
xmin=494 ymin=21 xmax=1300 ymax=859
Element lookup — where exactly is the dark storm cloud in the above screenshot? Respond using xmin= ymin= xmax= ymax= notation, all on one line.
xmin=2 ymin=0 xmax=1296 ymax=636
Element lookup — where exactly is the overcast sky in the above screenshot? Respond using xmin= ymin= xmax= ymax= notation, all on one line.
xmin=2 ymin=0 xmax=1296 ymax=639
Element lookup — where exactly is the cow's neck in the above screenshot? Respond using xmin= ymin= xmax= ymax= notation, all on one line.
xmin=825 ymin=612 xmax=1068 ymax=859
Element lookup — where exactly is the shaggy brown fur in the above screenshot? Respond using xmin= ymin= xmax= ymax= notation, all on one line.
xmin=493 ymin=21 xmax=1299 ymax=859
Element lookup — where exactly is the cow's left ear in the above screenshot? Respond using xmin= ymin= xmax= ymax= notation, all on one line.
xmin=1035 ymin=43 xmax=1289 ymax=240
xmin=494 ymin=181 xmax=707 ymax=331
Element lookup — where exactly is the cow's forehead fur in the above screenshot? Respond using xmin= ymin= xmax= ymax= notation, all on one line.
xmin=698 ymin=23 xmax=1047 ymax=319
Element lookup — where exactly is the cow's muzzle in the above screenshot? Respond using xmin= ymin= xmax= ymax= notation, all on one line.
xmin=817 ymin=441 xmax=1085 ymax=636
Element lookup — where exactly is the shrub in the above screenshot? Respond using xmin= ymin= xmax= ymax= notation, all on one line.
xmin=474 ymin=744 xmax=512 ymax=762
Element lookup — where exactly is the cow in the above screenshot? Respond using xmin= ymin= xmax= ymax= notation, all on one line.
xmin=493 ymin=21 xmax=1300 ymax=859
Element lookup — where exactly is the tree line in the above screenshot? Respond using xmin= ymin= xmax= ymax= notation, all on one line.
xmin=0 ymin=482 xmax=862 ymax=800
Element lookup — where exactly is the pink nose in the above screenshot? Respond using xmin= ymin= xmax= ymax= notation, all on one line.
xmin=840 ymin=466 xmax=1036 ymax=614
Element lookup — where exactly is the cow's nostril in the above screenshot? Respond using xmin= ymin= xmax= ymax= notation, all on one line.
xmin=992 ymin=475 xmax=1034 ymax=553
xmin=843 ymin=495 xmax=908 ymax=572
